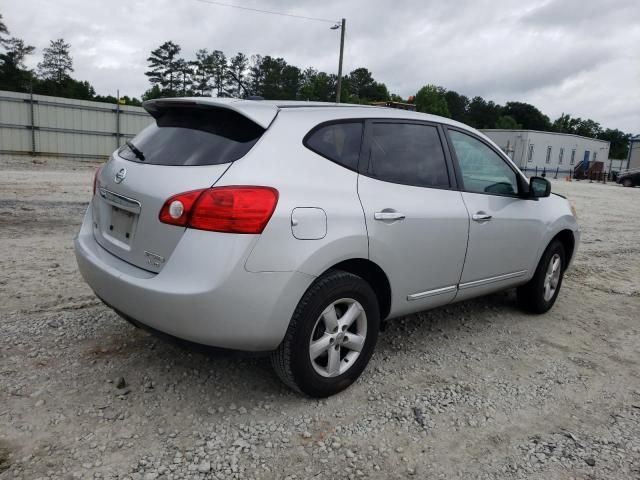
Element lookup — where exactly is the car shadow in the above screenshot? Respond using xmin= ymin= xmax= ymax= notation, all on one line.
xmin=89 ymin=289 xmax=525 ymax=405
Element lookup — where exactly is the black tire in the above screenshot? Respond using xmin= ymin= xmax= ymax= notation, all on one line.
xmin=622 ymin=178 xmax=633 ymax=187
xmin=517 ymin=240 xmax=566 ymax=314
xmin=271 ymin=269 xmax=380 ymax=397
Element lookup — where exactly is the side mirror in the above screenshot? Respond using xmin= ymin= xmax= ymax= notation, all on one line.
xmin=529 ymin=176 xmax=551 ymax=198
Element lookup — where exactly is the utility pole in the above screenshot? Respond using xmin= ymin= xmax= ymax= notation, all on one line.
xmin=335 ymin=18 xmax=346 ymax=103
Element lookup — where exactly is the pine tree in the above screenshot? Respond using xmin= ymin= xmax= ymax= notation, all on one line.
xmin=145 ymin=41 xmax=182 ymax=97
xmin=37 ymin=38 xmax=73 ymax=83
xmin=0 ymin=13 xmax=9 ymax=47
xmin=4 ymin=38 xmax=35 ymax=69
xmin=192 ymin=49 xmax=214 ymax=96
xmin=227 ymin=52 xmax=248 ymax=97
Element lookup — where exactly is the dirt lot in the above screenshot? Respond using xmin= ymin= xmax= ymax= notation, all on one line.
xmin=1 ymin=155 xmax=639 ymax=480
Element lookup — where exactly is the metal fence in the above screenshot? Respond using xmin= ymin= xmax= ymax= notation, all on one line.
xmin=0 ymin=90 xmax=153 ymax=160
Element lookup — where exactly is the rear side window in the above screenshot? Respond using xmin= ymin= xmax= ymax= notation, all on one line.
xmin=366 ymin=123 xmax=450 ymax=188
xmin=118 ymin=106 xmax=264 ymax=166
xmin=304 ymin=122 xmax=363 ymax=170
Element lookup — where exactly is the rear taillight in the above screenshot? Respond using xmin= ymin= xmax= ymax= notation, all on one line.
xmin=93 ymin=166 xmax=103 ymax=195
xmin=159 ymin=186 xmax=279 ymax=234
xmin=158 ymin=189 xmax=203 ymax=227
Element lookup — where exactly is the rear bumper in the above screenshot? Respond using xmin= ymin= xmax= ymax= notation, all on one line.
xmin=74 ymin=207 xmax=314 ymax=351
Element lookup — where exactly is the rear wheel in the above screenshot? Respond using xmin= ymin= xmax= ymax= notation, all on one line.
xmin=517 ymin=240 xmax=565 ymax=314
xmin=622 ymin=178 xmax=633 ymax=187
xmin=271 ymin=270 xmax=380 ymax=397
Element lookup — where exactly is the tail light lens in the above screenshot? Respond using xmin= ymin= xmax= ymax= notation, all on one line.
xmin=159 ymin=186 xmax=279 ymax=234
xmin=93 ymin=165 xmax=103 ymax=195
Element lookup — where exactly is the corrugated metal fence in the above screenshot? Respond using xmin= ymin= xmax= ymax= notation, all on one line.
xmin=0 ymin=90 xmax=153 ymax=160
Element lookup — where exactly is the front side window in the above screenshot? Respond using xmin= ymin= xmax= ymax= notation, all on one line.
xmin=449 ymin=130 xmax=518 ymax=196
xmin=304 ymin=122 xmax=363 ymax=170
xmin=366 ymin=123 xmax=450 ymax=188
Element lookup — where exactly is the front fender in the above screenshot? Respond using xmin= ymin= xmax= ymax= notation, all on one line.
xmin=532 ymin=203 xmax=580 ymax=274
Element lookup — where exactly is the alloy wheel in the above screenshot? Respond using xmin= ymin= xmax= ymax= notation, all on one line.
xmin=543 ymin=253 xmax=562 ymax=301
xmin=308 ymin=298 xmax=367 ymax=378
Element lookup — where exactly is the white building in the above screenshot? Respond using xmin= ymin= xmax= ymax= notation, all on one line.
xmin=481 ymin=129 xmax=610 ymax=175
xmin=627 ymin=134 xmax=640 ymax=170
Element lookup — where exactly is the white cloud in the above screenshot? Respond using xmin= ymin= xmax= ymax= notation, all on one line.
xmin=2 ymin=0 xmax=638 ymax=132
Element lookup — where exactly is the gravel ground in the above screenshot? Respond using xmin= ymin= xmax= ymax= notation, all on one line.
xmin=1 ymin=154 xmax=639 ymax=480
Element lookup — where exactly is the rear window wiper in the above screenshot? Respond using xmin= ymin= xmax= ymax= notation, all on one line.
xmin=126 ymin=140 xmax=145 ymax=161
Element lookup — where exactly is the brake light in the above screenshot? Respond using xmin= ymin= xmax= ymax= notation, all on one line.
xmin=159 ymin=186 xmax=279 ymax=234
xmin=93 ymin=165 xmax=103 ymax=195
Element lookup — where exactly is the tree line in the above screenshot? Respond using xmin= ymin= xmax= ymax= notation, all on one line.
xmin=414 ymin=85 xmax=631 ymax=159
xmin=0 ymin=12 xmax=632 ymax=158
xmin=142 ymin=40 xmax=388 ymax=104
xmin=0 ymin=14 xmax=141 ymax=105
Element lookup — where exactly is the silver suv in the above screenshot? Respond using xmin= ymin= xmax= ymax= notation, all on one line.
xmin=75 ymin=98 xmax=580 ymax=397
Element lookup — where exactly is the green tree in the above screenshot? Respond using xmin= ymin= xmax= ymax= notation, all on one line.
xmin=574 ymin=118 xmax=602 ymax=138
xmin=552 ymin=114 xmax=601 ymax=137
xmin=444 ymin=90 xmax=469 ymax=123
xmin=0 ymin=13 xmax=9 ymax=47
xmin=502 ymin=101 xmax=551 ymax=131
xmin=495 ymin=115 xmax=522 ymax=129
xmin=552 ymin=113 xmax=580 ymax=133
xmin=142 ymin=84 xmax=163 ymax=101
xmin=227 ymin=52 xmax=248 ymax=97
xmin=598 ymin=128 xmax=631 ymax=159
xmin=145 ymin=41 xmax=182 ymax=97
xmin=33 ymin=77 xmax=95 ymax=99
xmin=347 ymin=67 xmax=389 ymax=102
xmin=174 ymin=58 xmax=193 ymax=96
xmin=37 ymin=38 xmax=73 ymax=83
xmin=466 ymin=97 xmax=502 ymax=128
xmin=192 ymin=49 xmax=213 ymax=96
xmin=249 ymin=55 xmax=301 ymax=99
xmin=3 ymin=37 xmax=34 ymax=69
xmin=415 ymin=84 xmax=450 ymax=117
xmin=0 ymin=38 xmax=35 ymax=92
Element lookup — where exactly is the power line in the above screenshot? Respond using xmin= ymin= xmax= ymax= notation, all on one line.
xmin=195 ymin=0 xmax=339 ymax=24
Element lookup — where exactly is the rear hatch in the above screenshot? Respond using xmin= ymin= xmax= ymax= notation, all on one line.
xmin=92 ymin=99 xmax=277 ymax=273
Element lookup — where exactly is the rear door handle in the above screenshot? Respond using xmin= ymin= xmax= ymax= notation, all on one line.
xmin=374 ymin=211 xmax=406 ymax=221
xmin=472 ymin=212 xmax=492 ymax=222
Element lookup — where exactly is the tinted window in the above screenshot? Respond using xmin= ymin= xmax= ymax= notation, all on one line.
xmin=366 ymin=123 xmax=449 ymax=188
xmin=305 ymin=122 xmax=363 ymax=170
xmin=118 ymin=106 xmax=264 ymax=166
xmin=449 ymin=130 xmax=518 ymax=196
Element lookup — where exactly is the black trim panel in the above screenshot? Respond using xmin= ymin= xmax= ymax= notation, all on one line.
xmin=302 ymin=118 xmax=365 ymax=173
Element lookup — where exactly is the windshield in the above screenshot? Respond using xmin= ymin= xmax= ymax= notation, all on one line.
xmin=118 ymin=106 xmax=265 ymax=166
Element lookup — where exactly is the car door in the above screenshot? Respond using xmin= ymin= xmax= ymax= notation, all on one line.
xmin=445 ymin=128 xmax=546 ymax=300
xmin=357 ymin=120 xmax=469 ymax=317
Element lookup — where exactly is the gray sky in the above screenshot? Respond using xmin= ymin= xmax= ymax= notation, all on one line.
xmin=2 ymin=0 xmax=639 ymax=132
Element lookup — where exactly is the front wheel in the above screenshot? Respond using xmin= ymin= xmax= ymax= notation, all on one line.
xmin=517 ymin=240 xmax=566 ymax=314
xmin=271 ymin=270 xmax=380 ymax=397
xmin=622 ymin=178 xmax=633 ymax=187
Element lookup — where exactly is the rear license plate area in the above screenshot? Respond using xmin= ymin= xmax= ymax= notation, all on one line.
xmin=107 ymin=206 xmax=136 ymax=245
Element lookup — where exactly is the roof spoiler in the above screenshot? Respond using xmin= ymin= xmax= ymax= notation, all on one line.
xmin=142 ymin=97 xmax=279 ymax=129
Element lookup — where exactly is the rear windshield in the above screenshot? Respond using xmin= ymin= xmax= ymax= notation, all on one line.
xmin=118 ymin=106 xmax=265 ymax=166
